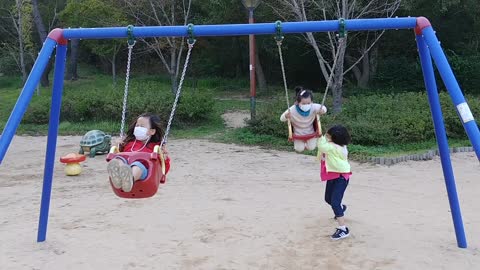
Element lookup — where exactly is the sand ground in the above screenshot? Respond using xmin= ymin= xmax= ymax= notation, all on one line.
xmin=0 ymin=135 xmax=479 ymax=270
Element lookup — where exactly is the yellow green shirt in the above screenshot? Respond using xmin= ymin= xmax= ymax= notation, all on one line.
xmin=317 ymin=136 xmax=351 ymax=173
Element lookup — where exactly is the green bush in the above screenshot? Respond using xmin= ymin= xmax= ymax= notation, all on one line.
xmin=247 ymin=99 xmax=287 ymax=138
xmin=373 ymin=56 xmax=424 ymax=90
xmin=0 ymin=76 xmax=21 ymax=89
xmin=175 ymin=90 xmax=215 ymax=122
xmin=22 ymin=81 xmax=215 ymax=128
xmin=0 ymin=54 xmax=19 ymax=76
xmin=373 ymin=54 xmax=480 ymax=95
xmin=248 ymin=92 xmax=480 ymax=146
xmin=21 ymin=95 xmax=51 ymax=124
xmin=448 ymin=54 xmax=480 ymax=95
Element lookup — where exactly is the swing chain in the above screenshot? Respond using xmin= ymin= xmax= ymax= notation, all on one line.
xmin=161 ymin=27 xmax=196 ymax=146
xmin=120 ymin=26 xmax=136 ymax=139
xmin=275 ymin=21 xmax=290 ymax=111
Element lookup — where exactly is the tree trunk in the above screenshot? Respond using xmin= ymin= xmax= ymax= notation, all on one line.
xmin=370 ymin=46 xmax=378 ymax=78
xmin=170 ymin=47 xmax=178 ymax=94
xmin=352 ymin=65 xmax=361 ymax=83
xmin=329 ymin=0 xmax=349 ymax=114
xmin=17 ymin=5 xmax=27 ymax=83
xmin=332 ymin=37 xmax=347 ymax=114
xmin=255 ymin=47 xmax=267 ymax=92
xmin=349 ymin=49 xmax=372 ymax=89
xmin=306 ymin=32 xmax=329 ymax=83
xmin=67 ymin=39 xmax=79 ymax=80
xmin=40 ymin=62 xmax=52 ymax=86
xmin=356 ymin=50 xmax=370 ymax=88
xmin=32 ymin=0 xmax=52 ymax=87
xmin=32 ymin=0 xmax=47 ymax=40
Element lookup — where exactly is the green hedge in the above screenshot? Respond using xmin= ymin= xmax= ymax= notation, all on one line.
xmin=248 ymin=92 xmax=480 ymax=146
xmin=374 ymin=54 xmax=480 ymax=95
xmin=22 ymin=81 xmax=215 ymax=129
xmin=448 ymin=54 xmax=480 ymax=95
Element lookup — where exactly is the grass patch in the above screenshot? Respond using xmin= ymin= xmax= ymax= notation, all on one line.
xmin=217 ymin=128 xmax=472 ymax=160
xmin=348 ymin=139 xmax=471 ymax=160
xmin=0 ymin=74 xmax=474 ymax=160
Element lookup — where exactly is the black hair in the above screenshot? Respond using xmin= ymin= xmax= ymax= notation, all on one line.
xmin=294 ymin=86 xmax=314 ymax=103
xmin=294 ymin=86 xmax=304 ymax=96
xmin=120 ymin=113 xmax=164 ymax=151
xmin=327 ymin=125 xmax=351 ymax=146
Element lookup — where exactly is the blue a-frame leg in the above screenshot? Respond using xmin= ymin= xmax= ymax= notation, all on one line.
xmin=416 ymin=24 xmax=467 ymax=248
xmin=37 ymin=41 xmax=68 ymax=242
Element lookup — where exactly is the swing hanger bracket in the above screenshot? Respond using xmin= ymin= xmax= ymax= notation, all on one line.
xmin=274 ymin=20 xmax=284 ymax=45
xmin=127 ymin=25 xmax=136 ymax=47
xmin=187 ymin=23 xmax=196 ymax=46
xmin=338 ymin=18 xmax=347 ymax=38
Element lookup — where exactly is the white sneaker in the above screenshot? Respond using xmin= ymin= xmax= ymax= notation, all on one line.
xmin=331 ymin=227 xmax=350 ymax=240
xmin=107 ymin=159 xmax=133 ymax=191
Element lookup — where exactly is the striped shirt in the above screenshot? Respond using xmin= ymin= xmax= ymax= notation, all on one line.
xmin=280 ymin=104 xmax=327 ymax=135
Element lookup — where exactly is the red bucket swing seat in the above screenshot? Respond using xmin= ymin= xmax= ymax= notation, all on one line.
xmin=106 ymin=145 xmax=166 ymax=199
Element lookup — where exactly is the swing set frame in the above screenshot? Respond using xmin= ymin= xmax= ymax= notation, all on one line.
xmin=0 ymin=17 xmax=479 ymax=248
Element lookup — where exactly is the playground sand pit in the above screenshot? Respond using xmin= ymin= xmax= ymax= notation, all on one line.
xmin=0 ymin=136 xmax=479 ymax=270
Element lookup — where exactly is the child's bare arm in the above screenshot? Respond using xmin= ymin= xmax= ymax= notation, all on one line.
xmin=280 ymin=109 xmax=290 ymax=122
xmin=313 ymin=104 xmax=327 ymax=115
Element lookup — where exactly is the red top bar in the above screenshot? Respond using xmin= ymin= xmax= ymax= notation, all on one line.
xmin=415 ymin=17 xmax=432 ymax=35
xmin=47 ymin=28 xmax=68 ymax=45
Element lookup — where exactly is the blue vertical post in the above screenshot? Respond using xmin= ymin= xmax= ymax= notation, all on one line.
xmin=421 ymin=27 xmax=480 ymax=160
xmin=0 ymin=39 xmax=57 ymax=164
xmin=416 ymin=33 xmax=467 ymax=248
xmin=37 ymin=43 xmax=68 ymax=242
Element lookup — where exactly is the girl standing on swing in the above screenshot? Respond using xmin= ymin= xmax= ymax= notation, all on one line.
xmin=107 ymin=113 xmax=171 ymax=192
xmin=280 ymin=86 xmax=327 ymax=152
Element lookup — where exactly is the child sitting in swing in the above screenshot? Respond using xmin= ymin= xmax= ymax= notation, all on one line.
xmin=280 ymin=86 xmax=327 ymax=152
xmin=107 ymin=113 xmax=171 ymax=192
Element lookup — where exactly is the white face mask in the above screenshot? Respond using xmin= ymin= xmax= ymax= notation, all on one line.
xmin=299 ymin=104 xmax=312 ymax=112
xmin=134 ymin=127 xmax=150 ymax=141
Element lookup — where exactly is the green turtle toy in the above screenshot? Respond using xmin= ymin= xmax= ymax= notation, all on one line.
xmin=79 ymin=130 xmax=112 ymax=158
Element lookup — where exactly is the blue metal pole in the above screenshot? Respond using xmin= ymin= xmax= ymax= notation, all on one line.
xmin=62 ymin=18 xmax=417 ymax=40
xmin=37 ymin=43 xmax=67 ymax=242
xmin=0 ymin=39 xmax=57 ymax=164
xmin=422 ymin=27 xmax=480 ymax=160
xmin=416 ymin=34 xmax=467 ymax=248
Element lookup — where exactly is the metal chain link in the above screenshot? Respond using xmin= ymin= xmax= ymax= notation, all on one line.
xmin=161 ymin=40 xmax=195 ymax=146
xmin=120 ymin=43 xmax=135 ymax=138
xmin=277 ymin=41 xmax=290 ymax=112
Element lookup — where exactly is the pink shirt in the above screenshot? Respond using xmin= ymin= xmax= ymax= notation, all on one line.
xmin=320 ymin=155 xmax=352 ymax=181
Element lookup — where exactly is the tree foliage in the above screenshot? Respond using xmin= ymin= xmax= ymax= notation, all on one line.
xmin=0 ymin=0 xmax=479 ymax=97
